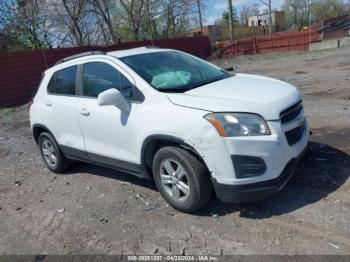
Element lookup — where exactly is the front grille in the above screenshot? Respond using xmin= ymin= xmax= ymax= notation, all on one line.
xmin=285 ymin=120 xmax=306 ymax=145
xmin=280 ymin=101 xmax=303 ymax=124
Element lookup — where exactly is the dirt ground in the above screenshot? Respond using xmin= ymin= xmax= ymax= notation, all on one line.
xmin=0 ymin=47 xmax=349 ymax=256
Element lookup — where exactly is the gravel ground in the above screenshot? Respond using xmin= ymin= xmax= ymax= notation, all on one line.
xmin=0 ymin=47 xmax=350 ymax=255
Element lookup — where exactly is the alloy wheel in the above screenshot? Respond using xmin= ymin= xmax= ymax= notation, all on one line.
xmin=41 ymin=139 xmax=57 ymax=168
xmin=159 ymin=158 xmax=190 ymax=202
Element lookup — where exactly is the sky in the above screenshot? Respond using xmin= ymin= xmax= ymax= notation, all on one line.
xmin=203 ymin=0 xmax=285 ymax=25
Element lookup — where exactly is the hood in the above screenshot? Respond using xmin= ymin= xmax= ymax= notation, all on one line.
xmin=167 ymin=73 xmax=302 ymax=120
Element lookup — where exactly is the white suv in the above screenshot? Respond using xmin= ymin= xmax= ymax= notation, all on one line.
xmin=30 ymin=47 xmax=310 ymax=212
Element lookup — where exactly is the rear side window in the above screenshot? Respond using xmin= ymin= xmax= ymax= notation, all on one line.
xmin=47 ymin=66 xmax=77 ymax=95
xmin=83 ymin=62 xmax=121 ymax=97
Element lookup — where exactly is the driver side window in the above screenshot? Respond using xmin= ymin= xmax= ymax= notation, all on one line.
xmin=82 ymin=62 xmax=134 ymax=100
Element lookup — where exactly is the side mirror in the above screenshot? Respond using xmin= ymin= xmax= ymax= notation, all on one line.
xmin=97 ymin=88 xmax=130 ymax=112
xmin=223 ymin=66 xmax=235 ymax=72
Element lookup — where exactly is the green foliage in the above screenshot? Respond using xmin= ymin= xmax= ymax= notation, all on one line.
xmin=222 ymin=6 xmax=240 ymax=25
xmin=0 ymin=0 xmax=197 ymax=52
xmin=310 ymin=0 xmax=350 ymax=23
xmin=282 ymin=0 xmax=350 ymax=29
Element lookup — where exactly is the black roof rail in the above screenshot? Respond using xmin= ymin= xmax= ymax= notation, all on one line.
xmin=54 ymin=51 xmax=106 ymax=66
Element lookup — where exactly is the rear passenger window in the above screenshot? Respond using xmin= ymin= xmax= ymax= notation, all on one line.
xmin=48 ymin=66 xmax=77 ymax=95
xmin=83 ymin=62 xmax=121 ymax=97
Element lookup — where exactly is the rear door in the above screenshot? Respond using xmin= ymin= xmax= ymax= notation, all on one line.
xmin=41 ymin=65 xmax=87 ymax=159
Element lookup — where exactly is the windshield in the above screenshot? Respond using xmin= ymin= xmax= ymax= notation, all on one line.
xmin=120 ymin=51 xmax=231 ymax=93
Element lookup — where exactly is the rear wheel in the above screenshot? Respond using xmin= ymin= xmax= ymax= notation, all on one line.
xmin=152 ymin=146 xmax=212 ymax=212
xmin=38 ymin=132 xmax=70 ymax=173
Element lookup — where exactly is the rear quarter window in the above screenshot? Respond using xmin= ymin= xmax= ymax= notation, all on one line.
xmin=47 ymin=66 xmax=77 ymax=95
xmin=47 ymin=73 xmax=56 ymax=93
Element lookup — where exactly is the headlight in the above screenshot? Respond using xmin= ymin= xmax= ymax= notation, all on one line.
xmin=204 ymin=113 xmax=270 ymax=137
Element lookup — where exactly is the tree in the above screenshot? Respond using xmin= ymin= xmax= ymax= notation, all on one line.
xmin=0 ymin=0 xmax=59 ymax=51
xmin=89 ymin=0 xmax=119 ymax=44
xmin=160 ymin=0 xmax=194 ymax=38
xmin=282 ymin=0 xmax=350 ymax=29
xmin=222 ymin=7 xmax=239 ymax=26
xmin=139 ymin=0 xmax=163 ymax=40
xmin=118 ymin=0 xmax=146 ymax=41
xmin=49 ymin=0 xmax=102 ymax=47
xmin=0 ymin=0 xmax=210 ymax=52
xmin=282 ymin=0 xmax=309 ymax=28
xmin=310 ymin=0 xmax=350 ymax=23
xmin=0 ymin=1 xmax=24 ymax=52
xmin=61 ymin=0 xmax=86 ymax=46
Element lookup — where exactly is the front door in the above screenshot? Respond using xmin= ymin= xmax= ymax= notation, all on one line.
xmin=77 ymin=60 xmax=141 ymax=173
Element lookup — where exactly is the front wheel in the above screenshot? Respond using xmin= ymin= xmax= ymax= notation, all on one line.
xmin=152 ymin=146 xmax=212 ymax=213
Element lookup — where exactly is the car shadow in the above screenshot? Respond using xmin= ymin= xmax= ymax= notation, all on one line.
xmin=197 ymin=139 xmax=350 ymax=218
xmin=62 ymin=128 xmax=350 ymax=218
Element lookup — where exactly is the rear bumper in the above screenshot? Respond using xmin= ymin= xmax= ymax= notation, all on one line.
xmin=212 ymin=144 xmax=310 ymax=204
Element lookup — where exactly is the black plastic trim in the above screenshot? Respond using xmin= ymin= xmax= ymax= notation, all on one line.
xmin=285 ymin=120 xmax=306 ymax=146
xmin=32 ymin=124 xmax=54 ymax=144
xmin=76 ymin=64 xmax=84 ymax=96
xmin=141 ymin=135 xmax=184 ymax=160
xmin=60 ymin=145 xmax=89 ymax=162
xmin=280 ymin=101 xmax=303 ymax=124
xmin=140 ymin=134 xmax=207 ymax=178
xmin=88 ymin=152 xmax=143 ymax=177
xmin=231 ymin=155 xmax=267 ymax=178
xmin=60 ymin=145 xmax=149 ymax=179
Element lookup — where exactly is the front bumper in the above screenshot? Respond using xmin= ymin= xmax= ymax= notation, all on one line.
xmin=211 ymin=144 xmax=310 ymax=203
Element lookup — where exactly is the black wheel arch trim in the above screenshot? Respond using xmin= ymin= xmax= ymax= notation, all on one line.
xmin=32 ymin=124 xmax=56 ymax=145
xmin=32 ymin=124 xmax=69 ymax=161
xmin=140 ymin=134 xmax=208 ymax=176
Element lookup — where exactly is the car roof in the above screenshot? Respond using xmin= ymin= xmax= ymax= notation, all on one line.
xmin=47 ymin=47 xmax=175 ymax=74
xmin=107 ymin=47 xmax=170 ymax=58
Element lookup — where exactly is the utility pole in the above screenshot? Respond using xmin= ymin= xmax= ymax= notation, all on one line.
xmin=268 ymin=0 xmax=272 ymax=35
xmin=260 ymin=0 xmax=273 ymax=35
xmin=196 ymin=0 xmax=203 ymax=34
xmin=227 ymin=0 xmax=234 ymax=41
xmin=308 ymin=0 xmax=313 ymax=42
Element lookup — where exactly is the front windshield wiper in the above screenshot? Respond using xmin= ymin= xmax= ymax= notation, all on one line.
xmin=157 ymin=87 xmax=188 ymax=93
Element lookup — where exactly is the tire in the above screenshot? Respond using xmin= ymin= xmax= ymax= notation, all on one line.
xmin=152 ymin=146 xmax=212 ymax=213
xmin=38 ymin=132 xmax=71 ymax=173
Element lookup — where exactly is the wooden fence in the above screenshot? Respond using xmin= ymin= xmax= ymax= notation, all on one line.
xmin=0 ymin=37 xmax=211 ymax=107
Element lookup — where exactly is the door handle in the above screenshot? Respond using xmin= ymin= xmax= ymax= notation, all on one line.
xmin=45 ymin=100 xmax=52 ymax=106
xmin=79 ymin=108 xmax=90 ymax=116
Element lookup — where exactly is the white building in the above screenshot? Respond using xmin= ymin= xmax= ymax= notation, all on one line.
xmin=247 ymin=11 xmax=286 ymax=30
